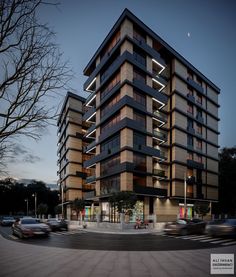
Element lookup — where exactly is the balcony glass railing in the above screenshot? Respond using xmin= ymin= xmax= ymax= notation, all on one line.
xmin=153 ymin=130 xmax=167 ymax=141
xmin=153 ymin=169 xmax=166 ymax=178
xmin=153 ymin=110 xmax=167 ymax=121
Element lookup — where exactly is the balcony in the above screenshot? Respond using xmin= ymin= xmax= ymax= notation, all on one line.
xmin=83 ymin=106 xmax=96 ymax=123
xmin=85 ymin=91 xmax=96 ymax=107
xmin=153 ymin=130 xmax=167 ymax=145
xmin=133 ymin=79 xmax=168 ymax=106
xmin=83 ymin=190 xmax=96 ymax=200
xmin=133 ymin=184 xmax=167 ymax=197
xmin=83 ymin=140 xmax=96 ymax=154
xmin=153 ymin=169 xmax=167 ymax=179
xmin=187 ymin=77 xmax=204 ymax=94
xmin=84 ymin=124 xmax=96 ymax=139
xmin=187 ymin=159 xmax=204 ymax=169
xmin=187 ymin=126 xmax=195 ymax=135
xmin=85 ymin=175 xmax=96 ymax=184
xmin=153 ymin=110 xmax=167 ymax=122
xmin=187 ymin=93 xmax=195 ymax=103
xmin=196 ymin=114 xmax=204 ymax=124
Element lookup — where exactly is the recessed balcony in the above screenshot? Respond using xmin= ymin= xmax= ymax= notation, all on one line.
xmin=85 ymin=175 xmax=96 ymax=184
xmin=85 ymin=91 xmax=96 ymax=107
xmin=84 ymin=124 xmax=96 ymax=139
xmin=153 ymin=169 xmax=167 ymax=180
xmin=153 ymin=130 xmax=167 ymax=145
xmin=83 ymin=106 xmax=96 ymax=123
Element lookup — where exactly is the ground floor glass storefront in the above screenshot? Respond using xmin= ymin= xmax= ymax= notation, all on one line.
xmin=101 ymin=200 xmax=145 ymax=223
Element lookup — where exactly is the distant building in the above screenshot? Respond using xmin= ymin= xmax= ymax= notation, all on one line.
xmin=46 ymin=184 xmax=59 ymax=191
xmin=58 ymin=9 xmax=219 ymax=221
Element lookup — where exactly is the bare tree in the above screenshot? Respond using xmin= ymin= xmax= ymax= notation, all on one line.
xmin=0 ymin=0 xmax=71 ymax=167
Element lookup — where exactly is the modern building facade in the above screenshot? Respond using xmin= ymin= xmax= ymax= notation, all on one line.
xmin=59 ymin=9 xmax=220 ymax=222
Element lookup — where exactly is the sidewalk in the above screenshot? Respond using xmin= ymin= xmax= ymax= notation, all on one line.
xmin=69 ymin=221 xmax=164 ymax=235
xmin=0 ymin=234 xmax=235 ymax=277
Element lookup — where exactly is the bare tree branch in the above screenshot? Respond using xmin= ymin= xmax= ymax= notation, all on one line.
xmin=0 ymin=0 xmax=72 ymax=170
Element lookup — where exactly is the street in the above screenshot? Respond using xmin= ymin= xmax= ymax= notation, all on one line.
xmin=1 ymin=226 xmax=236 ymax=251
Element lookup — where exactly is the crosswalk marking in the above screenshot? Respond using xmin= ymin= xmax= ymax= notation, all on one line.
xmin=222 ymin=241 xmax=236 ymax=246
xmin=199 ymin=238 xmax=223 ymax=242
xmin=162 ymin=234 xmax=236 ymax=246
xmin=210 ymin=239 xmax=234 ymax=244
xmin=190 ymin=236 xmax=212 ymax=241
xmin=182 ymin=235 xmax=202 ymax=239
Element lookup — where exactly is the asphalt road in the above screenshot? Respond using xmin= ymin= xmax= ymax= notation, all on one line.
xmin=1 ymin=226 xmax=235 ymax=251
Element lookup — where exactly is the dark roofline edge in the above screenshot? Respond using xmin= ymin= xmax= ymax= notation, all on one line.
xmin=83 ymin=8 xmax=220 ymax=93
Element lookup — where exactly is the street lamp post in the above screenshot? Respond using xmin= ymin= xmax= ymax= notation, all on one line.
xmin=32 ymin=193 xmax=37 ymax=218
xmin=24 ymin=199 xmax=28 ymax=216
xmin=61 ymin=185 xmax=64 ymax=219
xmin=184 ymin=174 xmax=187 ymax=218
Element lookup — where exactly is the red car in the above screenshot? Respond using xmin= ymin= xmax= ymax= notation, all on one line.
xmin=12 ymin=218 xmax=51 ymax=238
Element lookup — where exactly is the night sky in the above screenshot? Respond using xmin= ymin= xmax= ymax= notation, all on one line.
xmin=6 ymin=0 xmax=236 ymax=183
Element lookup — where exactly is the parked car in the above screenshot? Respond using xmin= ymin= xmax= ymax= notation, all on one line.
xmin=0 ymin=216 xmax=15 ymax=226
xmin=12 ymin=218 xmax=51 ymax=238
xmin=46 ymin=218 xmax=68 ymax=231
xmin=164 ymin=218 xmax=206 ymax=236
xmin=206 ymin=219 xmax=236 ymax=237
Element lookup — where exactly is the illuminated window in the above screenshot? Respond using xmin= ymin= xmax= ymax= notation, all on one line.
xmin=196 ymin=93 xmax=202 ymax=105
xmin=196 ymin=139 xmax=202 ymax=150
xmin=196 ymin=123 xmax=202 ymax=135
xmin=187 ymin=151 xmax=193 ymax=160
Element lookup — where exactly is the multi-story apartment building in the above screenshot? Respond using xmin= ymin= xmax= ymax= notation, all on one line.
xmin=57 ymin=92 xmax=86 ymax=219
xmin=59 ymin=9 xmax=220 ymax=222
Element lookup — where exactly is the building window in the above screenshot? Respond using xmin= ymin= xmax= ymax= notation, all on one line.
xmin=187 ymin=102 xmax=194 ymax=114
xmin=196 ymin=154 xmax=202 ymax=163
xmin=196 ymin=123 xmax=202 ymax=135
xmin=100 ymin=113 xmax=120 ymax=134
xmin=100 ymin=71 xmax=120 ymax=100
xmin=133 ymin=153 xmax=146 ymax=171
xmin=133 ymin=132 xmax=146 ymax=147
xmin=100 ymin=30 xmax=120 ymax=60
xmin=187 ymin=151 xmax=193 ymax=160
xmin=133 ymin=111 xmax=146 ymax=128
xmin=133 ymin=89 xmax=146 ymax=107
xmin=100 ymin=52 xmax=120 ymax=82
xmin=100 ymin=92 xmax=120 ymax=118
xmin=187 ymin=135 xmax=193 ymax=147
xmin=196 ymin=108 xmax=203 ymax=120
xmin=196 ymin=76 xmax=202 ymax=86
xmin=133 ymin=27 xmax=146 ymax=43
xmin=133 ymin=68 xmax=146 ymax=84
xmin=196 ymin=93 xmax=202 ymax=105
xmin=100 ymin=154 xmax=120 ymax=176
xmin=187 ymin=118 xmax=194 ymax=129
xmin=133 ymin=46 xmax=146 ymax=67
xmin=188 ymin=86 xmax=194 ymax=96
xmin=101 ymin=134 xmax=120 ymax=153
xmin=133 ymin=175 xmax=146 ymax=187
xmin=100 ymin=175 xmax=120 ymax=195
xmin=196 ymin=139 xmax=202 ymax=151
xmin=188 ymin=70 xmax=193 ymax=80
